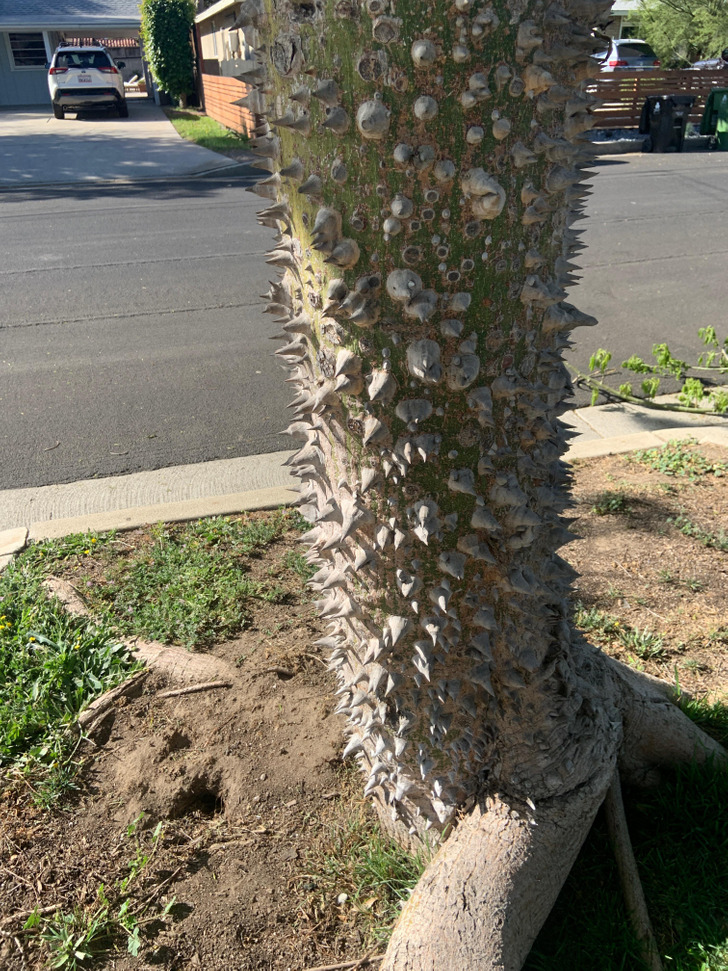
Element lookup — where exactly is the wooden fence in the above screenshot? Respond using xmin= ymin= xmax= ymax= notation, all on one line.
xmin=200 ymin=74 xmax=255 ymax=137
xmin=588 ymin=69 xmax=728 ymax=129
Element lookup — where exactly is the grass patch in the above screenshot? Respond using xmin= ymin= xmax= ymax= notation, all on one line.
xmin=572 ymin=603 xmax=621 ymax=638
xmin=526 ymin=698 xmax=728 ymax=971
xmin=0 ymin=552 xmax=140 ymax=802
xmin=631 ymin=438 xmax=728 ymax=479
xmin=302 ymin=799 xmax=431 ymax=949
xmin=36 ymin=510 xmax=308 ymax=649
xmin=164 ymin=107 xmax=249 ymax=154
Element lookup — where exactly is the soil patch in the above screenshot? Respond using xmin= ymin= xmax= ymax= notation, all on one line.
xmin=566 ymin=443 xmax=728 ymax=699
xmin=1 ymin=443 xmax=727 ymax=970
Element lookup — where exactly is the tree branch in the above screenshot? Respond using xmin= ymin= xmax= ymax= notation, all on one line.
xmin=605 ymin=775 xmax=664 ymax=971
xmin=569 ymin=369 xmax=728 ymax=416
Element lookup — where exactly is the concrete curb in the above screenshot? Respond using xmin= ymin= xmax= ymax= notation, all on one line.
xmin=565 ymin=425 xmax=728 ymax=461
xmin=26 ymin=486 xmax=297 ymax=542
xmin=1 ymin=424 xmax=726 ymax=568
xmin=0 ymin=158 xmax=251 ymax=192
xmin=3 ymin=489 xmax=294 ymax=546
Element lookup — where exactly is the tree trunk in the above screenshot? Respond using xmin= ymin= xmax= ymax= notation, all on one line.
xmin=234 ymin=0 xmax=728 ymax=965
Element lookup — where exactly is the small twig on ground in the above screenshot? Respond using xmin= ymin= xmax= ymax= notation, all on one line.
xmin=0 ymin=903 xmax=60 ymax=927
xmin=139 ymin=864 xmax=185 ymax=907
xmin=303 ymin=953 xmax=385 ymax=971
xmin=12 ymin=934 xmax=28 ymax=969
xmin=0 ymin=864 xmax=34 ymax=889
xmin=616 ymin=561 xmax=648 ymax=583
xmin=210 ymin=711 xmax=239 ymax=736
xmin=305 ymin=652 xmax=329 ymax=667
xmin=157 ymin=681 xmax=232 ymax=699
xmin=604 ymin=773 xmax=664 ymax=971
xmin=261 ymin=666 xmax=296 ymax=679
xmin=78 ymin=671 xmax=149 ymax=729
xmin=639 ymin=604 xmax=668 ymax=623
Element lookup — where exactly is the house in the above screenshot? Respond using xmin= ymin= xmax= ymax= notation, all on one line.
xmin=608 ymin=0 xmax=643 ymax=39
xmin=194 ymin=0 xmax=255 ymax=135
xmin=0 ymin=0 xmax=142 ymax=107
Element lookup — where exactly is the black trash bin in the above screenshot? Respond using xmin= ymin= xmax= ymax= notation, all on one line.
xmin=639 ymin=94 xmax=696 ymax=152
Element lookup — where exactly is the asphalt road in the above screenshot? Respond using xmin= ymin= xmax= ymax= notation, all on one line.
xmin=566 ymin=149 xmax=728 ymax=405
xmin=2 ymin=149 xmax=727 ymax=491
xmin=0 ymin=174 xmax=290 ymax=490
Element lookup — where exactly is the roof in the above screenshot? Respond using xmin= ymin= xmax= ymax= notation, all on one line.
xmin=194 ymin=0 xmax=239 ymax=24
xmin=611 ymin=0 xmax=643 ymax=15
xmin=0 ymin=0 xmax=141 ymax=30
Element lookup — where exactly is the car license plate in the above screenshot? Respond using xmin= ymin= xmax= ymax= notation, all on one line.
xmin=78 ymin=75 xmax=92 ymax=83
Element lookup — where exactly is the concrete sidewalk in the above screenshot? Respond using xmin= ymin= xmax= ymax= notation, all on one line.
xmin=0 ymin=100 xmax=243 ymax=188
xmin=563 ymin=399 xmax=728 ymax=459
xmin=1 ymin=402 xmax=726 ymax=543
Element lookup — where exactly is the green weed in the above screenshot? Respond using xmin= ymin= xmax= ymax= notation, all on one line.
xmin=573 ymin=606 xmax=667 ymax=659
xmin=283 ymin=548 xmax=316 ymax=582
xmin=657 ymin=570 xmax=705 ymax=592
xmin=0 ymin=555 xmax=139 ymax=798
xmin=33 ymin=813 xmax=174 ymax=967
xmin=669 ymin=515 xmax=728 ymax=552
xmin=616 ymin=626 xmax=666 ymax=660
xmin=572 ymin=604 xmax=620 ymax=638
xmin=632 ymin=439 xmax=727 ymax=479
xmin=590 ymin=490 xmax=631 ymax=516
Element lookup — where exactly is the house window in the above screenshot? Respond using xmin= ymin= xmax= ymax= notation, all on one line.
xmin=8 ymin=32 xmax=47 ymax=68
xmin=211 ymin=21 xmax=218 ymax=56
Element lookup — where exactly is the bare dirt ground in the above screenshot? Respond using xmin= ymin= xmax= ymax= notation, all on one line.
xmin=1 ymin=442 xmax=727 ymax=971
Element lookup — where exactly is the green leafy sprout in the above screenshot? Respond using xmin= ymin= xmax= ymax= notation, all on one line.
xmin=31 ymin=813 xmax=175 ymax=968
xmin=574 ymin=330 xmax=728 ymax=415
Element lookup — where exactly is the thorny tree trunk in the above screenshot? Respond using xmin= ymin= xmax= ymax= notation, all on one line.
xmin=234 ymin=0 xmax=727 ymax=966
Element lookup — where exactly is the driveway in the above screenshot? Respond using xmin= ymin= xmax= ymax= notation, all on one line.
xmin=0 ymin=98 xmax=242 ymax=188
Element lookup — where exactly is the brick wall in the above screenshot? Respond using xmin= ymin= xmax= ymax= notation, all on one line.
xmin=200 ymin=74 xmax=254 ymax=137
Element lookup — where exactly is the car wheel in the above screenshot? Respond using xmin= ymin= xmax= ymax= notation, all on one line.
xmin=53 ymin=103 xmax=64 ymax=120
xmin=118 ymin=101 xmax=129 ymax=118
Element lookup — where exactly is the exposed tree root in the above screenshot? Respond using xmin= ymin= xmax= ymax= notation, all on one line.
xmin=607 ymin=654 xmax=728 ymax=786
xmin=380 ymin=652 xmax=727 ymax=971
xmin=604 ymin=773 xmax=664 ymax=971
xmin=381 ymin=756 xmax=617 ymax=971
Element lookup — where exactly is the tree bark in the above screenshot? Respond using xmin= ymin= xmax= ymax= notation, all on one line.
xmin=235 ymin=0 xmax=728 ymax=965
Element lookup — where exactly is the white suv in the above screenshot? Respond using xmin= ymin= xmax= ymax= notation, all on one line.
xmin=48 ymin=45 xmax=128 ymax=119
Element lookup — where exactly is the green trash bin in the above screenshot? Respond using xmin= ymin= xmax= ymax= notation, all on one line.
xmin=700 ymin=88 xmax=728 ymax=150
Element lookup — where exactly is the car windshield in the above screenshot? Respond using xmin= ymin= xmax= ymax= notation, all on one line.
xmin=618 ymin=42 xmax=657 ymax=58
xmin=55 ymin=51 xmax=111 ymax=70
